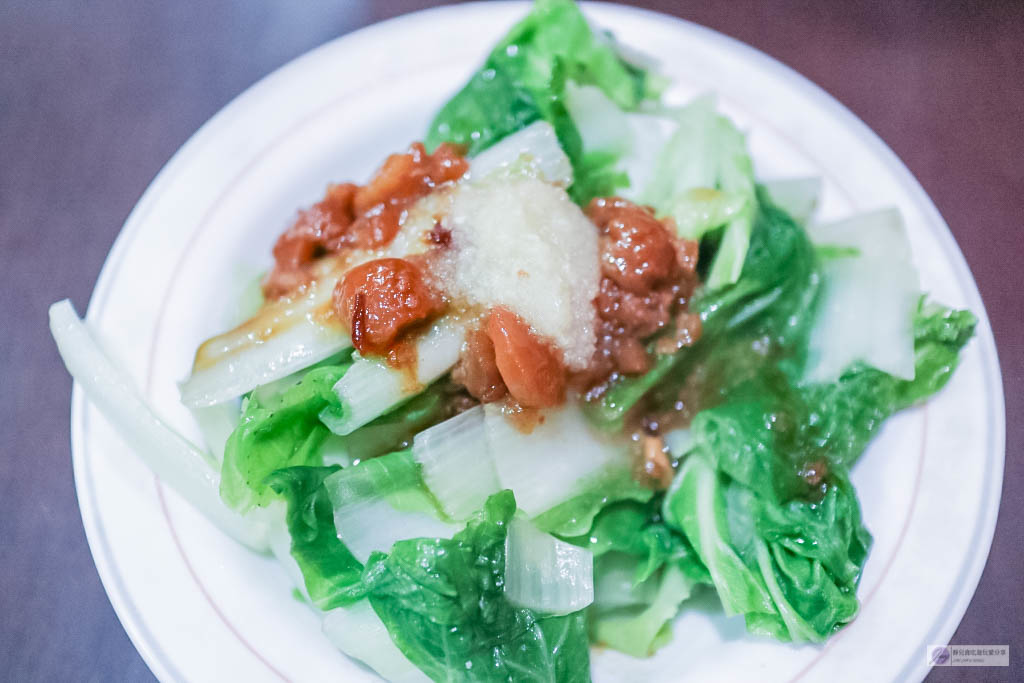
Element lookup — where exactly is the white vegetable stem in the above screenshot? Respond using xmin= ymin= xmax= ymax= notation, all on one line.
xmin=179 ymin=275 xmax=351 ymax=408
xmin=485 ymin=404 xmax=628 ymax=516
xmin=414 ymin=403 xmax=632 ymax=522
xmin=469 ymin=120 xmax=573 ymax=187
xmin=188 ymin=401 xmax=240 ymax=463
xmin=322 ymin=602 xmax=431 ymax=683
xmin=564 ymin=82 xmax=631 ymax=156
xmin=48 ymin=299 xmax=269 ymax=550
xmin=323 ymin=457 xmax=458 ymax=563
xmin=412 ymin=406 xmax=497 ymax=520
xmin=321 ymin=317 xmax=466 ymax=435
xmin=761 ymin=177 xmax=822 ymax=226
xmin=504 ymin=519 xmax=594 ymax=615
xmin=804 ymin=208 xmax=919 ymax=383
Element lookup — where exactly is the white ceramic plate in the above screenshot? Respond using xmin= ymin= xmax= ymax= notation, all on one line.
xmin=71 ymin=3 xmax=1005 ymax=682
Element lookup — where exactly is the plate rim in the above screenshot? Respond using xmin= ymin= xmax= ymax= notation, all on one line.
xmin=69 ymin=2 xmax=1007 ymax=682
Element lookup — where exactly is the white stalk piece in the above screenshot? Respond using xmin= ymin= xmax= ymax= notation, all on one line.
xmin=180 ymin=272 xmax=352 ymax=408
xmin=414 ymin=402 xmax=632 ymax=522
xmin=48 ymin=299 xmax=270 ymax=550
xmin=804 ymin=208 xmax=920 ymax=384
xmin=564 ymin=82 xmax=631 ymax=156
xmin=411 ymin=406 xmax=497 ymax=520
xmin=321 ymin=317 xmax=467 ymax=435
xmin=322 ymin=602 xmax=430 ymax=683
xmin=468 ymin=120 xmax=573 ymax=187
xmin=188 ymin=401 xmax=240 ymax=463
xmin=504 ymin=518 xmax=594 ymax=615
xmin=485 ymin=404 xmax=628 ymax=517
xmin=323 ymin=457 xmax=458 ymax=563
xmin=761 ymin=177 xmax=822 ymax=226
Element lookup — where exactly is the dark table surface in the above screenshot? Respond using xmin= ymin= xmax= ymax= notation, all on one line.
xmin=2 ymin=1 xmax=1020 ymax=681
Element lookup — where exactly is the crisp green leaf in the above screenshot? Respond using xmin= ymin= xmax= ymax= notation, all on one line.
xmin=663 ymin=455 xmax=775 ymax=618
xmin=739 ymin=475 xmax=870 ymax=641
xmin=569 ymin=150 xmax=631 ymax=206
xmin=363 ymin=491 xmax=592 ymax=682
xmin=221 ymin=363 xmax=350 ymax=510
xmin=799 ymin=298 xmax=977 ymax=468
xmin=639 ymin=97 xmax=757 ymax=287
xmin=531 ymin=468 xmax=652 ymax=538
xmin=426 ymin=0 xmax=652 ymax=204
xmin=265 ymin=466 xmax=365 ymax=610
xmin=564 ymin=498 xmax=709 ymax=587
xmin=658 ymin=294 xmax=973 ymax=641
xmin=590 ymin=564 xmax=695 ymax=658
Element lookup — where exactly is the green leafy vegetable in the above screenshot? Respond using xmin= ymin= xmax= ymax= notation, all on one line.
xmin=325 ymin=449 xmax=458 ymax=564
xmin=426 ymin=0 xmax=652 ymax=204
xmin=531 ymin=468 xmax=653 ymax=537
xmin=328 ymin=382 xmax=460 ymax=464
xmin=591 ymin=564 xmax=695 ymax=658
xmin=265 ymin=466 xmax=364 ymax=610
xmin=659 ymin=297 xmax=974 ymax=641
xmin=569 ymin=150 xmax=631 ymax=206
xmin=565 ymin=498 xmax=708 ymax=587
xmin=221 ymin=363 xmax=350 ymax=511
xmin=564 ymin=498 xmax=709 ymax=658
xmin=639 ymin=97 xmax=758 ymax=288
xmin=663 ymin=452 xmax=870 ymax=642
xmin=799 ymin=298 xmax=977 ymax=468
xmin=362 ymin=491 xmax=591 ymax=682
xmin=588 ymin=188 xmax=821 ymax=431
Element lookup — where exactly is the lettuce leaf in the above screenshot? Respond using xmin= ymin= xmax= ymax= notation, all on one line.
xmin=563 ymin=498 xmax=709 ymax=658
xmin=326 ymin=381 xmax=460 ymax=465
xmin=362 ymin=491 xmax=591 ymax=682
xmin=564 ymin=498 xmax=708 ymax=587
xmin=530 ymin=468 xmax=653 ymax=538
xmin=641 ymin=97 xmax=758 ymax=288
xmin=265 ymin=466 xmax=365 ymax=610
xmin=798 ymin=299 xmax=977 ymax=469
xmin=660 ymin=299 xmax=974 ymax=641
xmin=590 ymin=564 xmax=695 ymax=658
xmin=588 ymin=188 xmax=821 ymax=431
xmin=221 ymin=362 xmax=350 ymax=511
xmin=426 ymin=0 xmax=652 ymax=204
xmin=663 ymin=453 xmax=869 ymax=641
